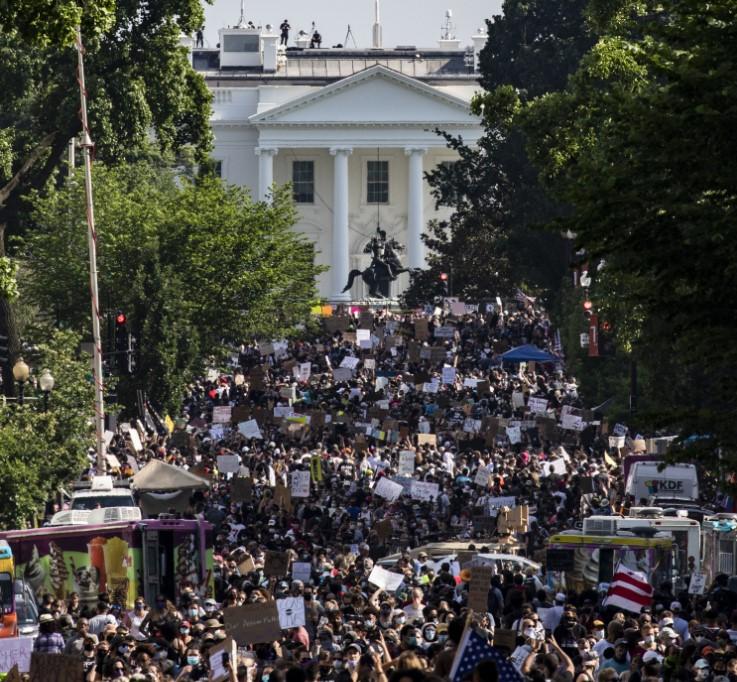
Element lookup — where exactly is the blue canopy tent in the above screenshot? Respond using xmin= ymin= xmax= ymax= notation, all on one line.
xmin=500 ymin=344 xmax=557 ymax=363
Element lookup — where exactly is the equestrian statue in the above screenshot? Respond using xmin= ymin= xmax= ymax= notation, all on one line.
xmin=342 ymin=228 xmax=410 ymax=298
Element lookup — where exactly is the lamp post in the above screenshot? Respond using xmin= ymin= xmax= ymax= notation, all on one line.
xmin=39 ymin=368 xmax=55 ymax=412
xmin=12 ymin=357 xmax=30 ymax=406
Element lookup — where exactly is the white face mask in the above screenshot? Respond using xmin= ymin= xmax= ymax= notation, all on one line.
xmin=593 ymin=629 xmax=605 ymax=640
xmin=524 ymin=628 xmax=537 ymax=640
xmin=643 ymin=635 xmax=655 ymax=644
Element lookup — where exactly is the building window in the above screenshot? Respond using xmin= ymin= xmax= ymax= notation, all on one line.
xmin=367 ymin=160 xmax=389 ymax=204
xmin=292 ymin=160 xmax=315 ymax=204
xmin=213 ymin=160 xmax=223 ymax=178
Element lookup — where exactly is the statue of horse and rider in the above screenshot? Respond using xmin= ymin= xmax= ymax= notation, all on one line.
xmin=342 ymin=228 xmax=410 ymax=298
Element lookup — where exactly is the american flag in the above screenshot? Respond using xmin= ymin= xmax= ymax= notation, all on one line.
xmin=553 ymin=329 xmax=563 ymax=357
xmin=449 ymin=627 xmax=523 ymax=682
xmin=515 ymin=288 xmax=536 ymax=306
xmin=602 ymin=563 xmax=654 ymax=614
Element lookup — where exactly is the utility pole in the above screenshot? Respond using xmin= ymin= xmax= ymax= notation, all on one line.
xmin=75 ymin=28 xmax=106 ymax=473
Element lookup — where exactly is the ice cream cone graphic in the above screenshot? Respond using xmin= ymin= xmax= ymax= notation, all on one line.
xmin=88 ymin=537 xmax=108 ymax=592
xmin=103 ymin=537 xmax=129 ymax=597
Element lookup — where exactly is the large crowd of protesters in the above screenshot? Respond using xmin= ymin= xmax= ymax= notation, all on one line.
xmin=25 ymin=300 xmax=733 ymax=682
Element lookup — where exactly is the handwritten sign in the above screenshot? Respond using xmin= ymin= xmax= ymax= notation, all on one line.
xmin=468 ymin=565 xmax=495 ymax=612
xmin=217 ymin=454 xmax=240 ymax=474
xmin=224 ymin=603 xmax=282 ymax=645
xmin=527 ymin=397 xmax=548 ymax=415
xmin=0 ymin=637 xmax=33 ymax=673
xmin=410 ymin=480 xmax=440 ymax=501
xmin=506 ymin=425 xmax=522 ymax=445
xmin=264 ymin=551 xmax=290 ymax=578
xmin=238 ymin=419 xmax=263 ymax=440
xmin=212 ymin=406 xmax=232 ymax=424
xmin=398 ymin=451 xmax=416 ymax=476
xmin=291 ymin=470 xmax=311 ymax=498
xmin=292 ymin=561 xmax=312 ymax=584
xmin=368 ymin=565 xmax=405 ymax=592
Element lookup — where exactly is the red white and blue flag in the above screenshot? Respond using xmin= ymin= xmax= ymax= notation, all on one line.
xmin=450 ymin=627 xmax=523 ymax=682
xmin=603 ymin=564 xmax=654 ymax=613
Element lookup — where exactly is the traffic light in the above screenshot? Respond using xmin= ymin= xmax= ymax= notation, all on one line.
xmin=439 ymin=272 xmax=449 ymax=296
xmin=582 ymin=299 xmax=594 ymax=319
xmin=114 ymin=311 xmax=131 ymax=374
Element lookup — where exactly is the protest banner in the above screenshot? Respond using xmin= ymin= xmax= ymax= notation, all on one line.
xmin=506 ymin=426 xmax=522 ymax=444
xmin=29 ymin=653 xmax=83 ymax=682
xmin=332 ymin=367 xmax=353 ymax=382
xmin=223 ymin=603 xmax=282 ymax=645
xmin=488 ymin=496 xmax=516 ymax=514
xmin=561 ymin=413 xmax=584 ymax=431
xmin=368 ymin=565 xmax=405 ymax=592
xmin=527 ymin=397 xmax=548 ymax=415
xmin=217 ymin=454 xmax=240 ymax=474
xmin=543 ymin=458 xmax=567 ymax=477
xmin=212 ymin=406 xmax=232 ymax=424
xmin=474 ymin=465 xmax=491 ymax=487
xmin=276 ymin=597 xmax=306 ymax=629
xmin=398 ymin=450 xmax=416 ymax=476
xmin=0 ymin=637 xmax=33 ymax=673
xmin=340 ymin=355 xmax=360 ymax=369
xmin=291 ymin=470 xmax=311 ymax=498
xmin=608 ymin=436 xmax=625 ymax=449
xmin=434 ymin=326 xmax=455 ymax=339
xmin=264 ymin=551 xmax=290 ymax=577
xmin=441 ymin=366 xmax=456 ymax=384
xmin=689 ymin=573 xmax=707 ymax=595
xmin=417 ymin=433 xmax=437 ymax=446
xmin=374 ymin=477 xmax=404 ymax=502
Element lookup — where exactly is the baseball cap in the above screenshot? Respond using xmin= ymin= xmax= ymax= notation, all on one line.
xmin=670 ymin=601 xmax=682 ymax=611
xmin=694 ymin=659 xmax=710 ymax=669
xmin=643 ymin=650 xmax=663 ymax=664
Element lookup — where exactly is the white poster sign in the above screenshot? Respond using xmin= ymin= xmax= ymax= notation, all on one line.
xmin=374 ymin=477 xmax=404 ymax=502
xmin=475 ymin=465 xmax=491 ymax=487
xmin=212 ymin=406 xmax=232 ymax=424
xmin=217 ymin=454 xmax=240 ymax=474
xmin=488 ymin=496 xmax=516 ymax=513
xmin=340 ymin=356 xmax=360 ymax=369
xmin=276 ymin=597 xmax=306 ymax=629
xmin=441 ymin=366 xmax=456 ymax=384
xmin=238 ymin=419 xmax=263 ymax=440
xmin=506 ymin=426 xmax=522 ymax=444
xmin=368 ymin=566 xmax=405 ymax=592
xmin=0 ymin=636 xmax=34 ymax=673
xmin=608 ymin=436 xmax=625 ymax=449
xmin=291 ymin=470 xmax=311 ymax=498
xmin=543 ymin=458 xmax=568 ymax=477
xmin=398 ymin=451 xmax=416 ymax=476
xmin=561 ymin=413 xmax=584 ymax=431
xmin=333 ymin=367 xmax=353 ymax=382
xmin=689 ymin=572 xmax=707 ymax=595
xmin=527 ymin=397 xmax=548 ymax=415
xmin=292 ymin=561 xmax=312 ymax=584
xmin=128 ymin=429 xmax=143 ymax=452
xmin=410 ymin=481 xmax=440 ymax=501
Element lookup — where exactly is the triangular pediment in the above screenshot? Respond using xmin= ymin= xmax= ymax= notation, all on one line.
xmin=250 ymin=65 xmax=474 ymax=126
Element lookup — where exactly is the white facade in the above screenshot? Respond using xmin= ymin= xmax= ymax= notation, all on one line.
xmin=201 ymin=42 xmax=484 ymax=301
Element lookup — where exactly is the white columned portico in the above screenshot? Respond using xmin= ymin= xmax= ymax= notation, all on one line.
xmin=255 ymin=146 xmax=278 ymax=202
xmin=405 ymin=147 xmax=427 ymax=269
xmin=330 ymin=146 xmax=353 ymax=301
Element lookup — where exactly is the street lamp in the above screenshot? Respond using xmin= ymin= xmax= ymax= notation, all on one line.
xmin=39 ymin=368 xmax=55 ymax=411
xmin=12 ymin=357 xmax=30 ymax=406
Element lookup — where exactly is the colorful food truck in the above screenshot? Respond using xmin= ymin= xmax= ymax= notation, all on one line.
xmin=0 ymin=540 xmax=17 ymax=638
xmin=0 ymin=519 xmax=213 ymax=610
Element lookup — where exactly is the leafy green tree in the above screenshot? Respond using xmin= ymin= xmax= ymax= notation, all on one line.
xmin=0 ymin=329 xmax=93 ymax=529
xmin=0 ymin=0 xmax=212 ymax=391
xmin=402 ymin=0 xmax=593 ymax=306
xmin=520 ymin=0 xmax=737 ymax=476
xmin=21 ymin=162 xmax=322 ymax=413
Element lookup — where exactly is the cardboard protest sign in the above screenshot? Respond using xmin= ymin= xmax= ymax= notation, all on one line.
xmin=492 ymin=629 xmax=518 ymax=651
xmin=468 ymin=565 xmax=494 ymax=612
xmin=398 ymin=451 xmax=416 ymax=476
xmin=488 ymin=496 xmax=516 ymax=514
xmin=474 ymin=465 xmax=491 ymax=487
xmin=332 ymin=367 xmax=353 ymax=382
xmin=291 ymin=470 xmax=311 ymax=498
xmin=231 ymin=477 xmax=253 ymax=503
xmin=689 ymin=573 xmax=707 ymax=595
xmin=128 ymin=429 xmax=143 ymax=452
xmin=264 ymin=551 xmax=291 ymax=577
xmin=430 ymin=346 xmax=447 ymax=363
xmin=410 ymin=481 xmax=440 ymax=501
xmin=475 ymin=380 xmax=491 ymax=395
xmin=374 ymin=518 xmax=394 ymax=541
xmin=357 ymin=328 xmax=371 ymax=349
xmin=238 ymin=419 xmax=263 ymax=440
xmin=29 ymin=653 xmax=83 ymax=682
xmin=223 ymin=601 xmax=281 ymax=646
xmin=324 ymin=316 xmax=350 ymax=333
xmin=417 ymin=433 xmax=437 ymax=447
xmin=374 ymin=477 xmax=404 ymax=502
xmin=608 ymin=436 xmax=625 ymax=449
xmin=217 ymin=454 xmax=240 ymax=474
xmin=358 ymin=311 xmax=374 ymax=328
xmin=292 ymin=561 xmax=312 ymax=584
xmin=276 ymin=597 xmax=306 ymax=629
xmin=212 ymin=406 xmax=232 ymax=424
xmin=414 ymin=319 xmax=430 ymax=340
xmin=579 ymin=477 xmax=596 ymax=494
xmin=340 ymin=355 xmax=360 ymax=370
xmin=238 ymin=556 xmax=256 ymax=575
xmin=0 ymin=637 xmax=33 ymax=673
xmin=368 ymin=565 xmax=405 ymax=592
xmin=231 ymin=405 xmax=251 ymax=423
xmin=506 ymin=426 xmax=522 ymax=445
xmin=441 ymin=366 xmax=456 ymax=384
xmin=209 ymin=637 xmax=238 ymax=682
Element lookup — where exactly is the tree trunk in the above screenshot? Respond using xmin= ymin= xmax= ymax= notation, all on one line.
xmin=0 ymin=223 xmax=21 ymax=397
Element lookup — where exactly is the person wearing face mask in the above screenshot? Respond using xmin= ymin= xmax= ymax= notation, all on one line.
xmin=345 ymin=643 xmax=362 ymax=674
xmin=177 ymin=646 xmax=208 ymax=680
xmin=399 ymin=624 xmax=419 ymax=652
xmin=125 ymin=598 xmax=149 ymax=641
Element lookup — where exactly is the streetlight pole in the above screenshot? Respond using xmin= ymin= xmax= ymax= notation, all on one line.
xmin=75 ymin=29 xmax=106 ymax=473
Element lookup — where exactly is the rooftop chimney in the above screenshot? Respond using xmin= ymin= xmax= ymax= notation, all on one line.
xmin=372 ymin=0 xmax=383 ymax=49
xmin=471 ymin=25 xmax=488 ymax=71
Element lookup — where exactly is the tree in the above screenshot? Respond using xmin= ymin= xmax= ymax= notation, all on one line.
xmin=21 ymin=162 xmax=322 ymax=413
xmin=402 ymin=0 xmax=594 ymax=307
xmin=0 ymin=329 xmax=94 ymax=529
xmin=0 ymin=0 xmax=212 ymax=392
xmin=520 ymin=0 xmax=737 ymax=477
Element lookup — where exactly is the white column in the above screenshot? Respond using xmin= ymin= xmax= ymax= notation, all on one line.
xmin=330 ymin=147 xmax=353 ymax=301
xmin=255 ymin=146 xmax=278 ymax=202
xmin=405 ymin=147 xmax=427 ymax=269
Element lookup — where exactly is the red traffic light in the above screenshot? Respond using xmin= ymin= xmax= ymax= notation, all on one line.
xmin=439 ymin=272 xmax=449 ymax=281
xmin=115 ymin=312 xmax=127 ymax=325
xmin=582 ymin=300 xmax=593 ymax=311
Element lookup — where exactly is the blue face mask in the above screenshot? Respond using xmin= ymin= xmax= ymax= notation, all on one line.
xmin=262 ymin=675 xmax=270 ymax=682
xmin=187 ymin=655 xmax=200 ymax=666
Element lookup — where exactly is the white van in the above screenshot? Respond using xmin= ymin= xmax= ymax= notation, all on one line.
xmin=625 ymin=462 xmax=698 ymax=504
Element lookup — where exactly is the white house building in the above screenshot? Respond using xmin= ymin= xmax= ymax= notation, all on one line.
xmin=191 ymin=14 xmax=486 ymax=301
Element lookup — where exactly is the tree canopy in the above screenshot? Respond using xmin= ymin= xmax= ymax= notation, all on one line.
xmin=22 ymin=163 xmax=323 ymax=413
xmin=519 ymin=0 xmax=737 ymax=473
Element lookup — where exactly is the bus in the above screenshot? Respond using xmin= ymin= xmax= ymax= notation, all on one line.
xmin=0 ymin=540 xmax=17 ymax=638
xmin=546 ymin=531 xmax=673 ymax=594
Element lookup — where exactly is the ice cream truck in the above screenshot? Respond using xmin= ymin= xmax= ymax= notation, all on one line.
xmin=0 ymin=519 xmax=213 ymax=610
